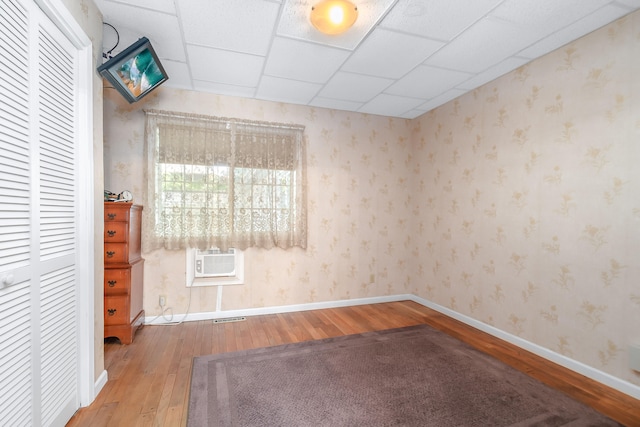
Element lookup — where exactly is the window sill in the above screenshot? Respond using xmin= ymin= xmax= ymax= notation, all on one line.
xmin=189 ymin=276 xmax=244 ymax=287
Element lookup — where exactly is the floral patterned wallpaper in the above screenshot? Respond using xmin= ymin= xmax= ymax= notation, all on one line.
xmin=104 ymin=88 xmax=415 ymax=314
xmin=104 ymin=12 xmax=639 ymax=389
xmin=412 ymin=12 xmax=640 ymax=387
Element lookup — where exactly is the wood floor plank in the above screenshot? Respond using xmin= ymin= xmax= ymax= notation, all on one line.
xmin=162 ymin=406 xmax=183 ymax=427
xmin=134 ymin=412 xmax=154 ymax=427
xmin=106 ymin=375 xmax=153 ymax=426
xmin=163 ymin=321 xmax=200 ymax=425
xmin=191 ymin=320 xmax=206 ymax=357
xmin=274 ymin=313 xmax=301 ymax=342
xmin=324 ymin=307 xmax=365 ymax=335
xmin=154 ymin=373 xmax=177 ymax=427
xmin=278 ymin=311 xmax=313 ymax=342
xmin=262 ymin=314 xmax=289 ymax=345
xmin=67 ymin=301 xmax=640 ymax=427
xmin=296 ymin=310 xmax=328 ymax=340
xmin=211 ymin=323 xmax=226 ymax=355
xmin=247 ymin=316 xmax=271 ymax=348
xmin=140 ymin=324 xmax=183 ymax=415
xmin=74 ymin=401 xmax=118 ymax=427
xmin=222 ymin=322 xmax=239 ymax=352
xmin=103 ymin=330 xmax=162 ymax=426
xmin=198 ymin=320 xmax=213 ymax=356
xmin=237 ymin=318 xmax=254 ymax=350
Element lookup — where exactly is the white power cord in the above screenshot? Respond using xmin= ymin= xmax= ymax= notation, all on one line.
xmin=145 ymin=285 xmax=194 ymax=326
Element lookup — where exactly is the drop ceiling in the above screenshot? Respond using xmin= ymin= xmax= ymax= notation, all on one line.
xmin=95 ymin=0 xmax=640 ymax=119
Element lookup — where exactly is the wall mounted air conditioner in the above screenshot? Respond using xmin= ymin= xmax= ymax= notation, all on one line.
xmin=194 ymin=248 xmax=236 ymax=278
xmin=186 ymin=247 xmax=244 ymax=287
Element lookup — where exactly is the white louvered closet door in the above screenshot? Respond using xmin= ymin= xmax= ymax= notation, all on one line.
xmin=0 ymin=0 xmax=80 ymax=426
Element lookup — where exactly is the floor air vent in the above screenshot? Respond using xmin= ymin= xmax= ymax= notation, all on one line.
xmin=213 ymin=316 xmax=246 ymax=324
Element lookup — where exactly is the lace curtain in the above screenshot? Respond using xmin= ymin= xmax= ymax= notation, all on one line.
xmin=142 ymin=109 xmax=307 ymax=252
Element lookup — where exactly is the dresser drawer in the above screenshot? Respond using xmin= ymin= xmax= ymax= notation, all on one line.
xmin=104 ymin=222 xmax=128 ymax=243
xmin=104 ymin=204 xmax=130 ymax=222
xmin=104 ymin=268 xmax=131 ymax=294
xmin=104 ymin=243 xmax=129 ymax=264
xmin=104 ymin=295 xmax=129 ymax=326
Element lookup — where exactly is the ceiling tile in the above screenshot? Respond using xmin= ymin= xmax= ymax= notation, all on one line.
xmin=518 ymin=4 xmax=634 ymax=58
xmin=456 ymin=57 xmax=530 ymax=90
xmin=99 ymin=2 xmax=185 ymax=61
xmin=97 ymin=0 xmax=176 ymax=15
xmin=616 ymin=0 xmax=640 ymax=7
xmin=159 ymin=60 xmax=193 ymax=90
xmin=264 ymin=37 xmax=351 ymax=83
xmin=178 ymin=0 xmax=280 ymax=55
xmin=192 ymin=80 xmax=257 ymax=99
xmin=309 ymin=97 xmax=364 ymax=112
xmin=399 ymin=109 xmax=425 ymax=119
xmin=256 ymin=76 xmax=322 ymax=104
xmin=416 ymin=89 xmax=468 ymax=112
xmin=341 ymin=28 xmax=445 ymax=79
xmin=491 ymin=0 xmax=611 ymax=31
xmin=359 ymin=94 xmax=425 ymax=117
xmin=386 ymin=65 xmax=471 ymax=99
xmin=318 ymin=72 xmax=394 ymax=103
xmin=380 ymin=0 xmax=503 ymax=41
xmin=423 ymin=16 xmax=540 ymax=73
xmin=187 ymin=45 xmax=264 ymax=87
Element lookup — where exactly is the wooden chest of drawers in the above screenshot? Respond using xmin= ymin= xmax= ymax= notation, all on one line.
xmin=104 ymin=202 xmax=144 ymax=344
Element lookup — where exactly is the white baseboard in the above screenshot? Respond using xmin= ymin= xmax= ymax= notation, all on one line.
xmin=94 ymin=369 xmax=108 ymax=399
xmin=143 ymin=293 xmax=640 ymax=400
xmin=144 ymin=294 xmax=414 ymax=325
xmin=408 ymin=295 xmax=640 ymax=400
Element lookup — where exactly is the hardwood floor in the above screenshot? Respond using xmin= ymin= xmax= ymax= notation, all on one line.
xmin=66 ymin=301 xmax=640 ymax=426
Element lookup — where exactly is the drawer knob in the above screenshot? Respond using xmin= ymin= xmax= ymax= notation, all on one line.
xmin=107 ymin=280 xmax=117 ymax=287
xmin=107 ymin=308 xmax=117 ymax=316
xmin=107 ymin=213 xmax=116 ymax=220
xmin=106 ymin=251 xmax=115 ymax=258
xmin=107 ymin=230 xmax=116 ymax=237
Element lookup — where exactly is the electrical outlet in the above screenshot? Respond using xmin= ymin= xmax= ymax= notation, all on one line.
xmin=159 ymin=295 xmax=166 ymax=307
xmin=369 ymin=273 xmax=375 ymax=283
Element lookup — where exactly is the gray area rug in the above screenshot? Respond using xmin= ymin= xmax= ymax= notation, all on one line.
xmin=187 ymin=324 xmax=621 ymax=426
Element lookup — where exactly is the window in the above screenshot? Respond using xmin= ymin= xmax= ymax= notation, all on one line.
xmin=142 ymin=110 xmax=307 ymax=252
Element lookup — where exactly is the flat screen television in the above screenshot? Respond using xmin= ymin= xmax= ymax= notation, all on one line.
xmin=98 ymin=37 xmax=168 ymax=103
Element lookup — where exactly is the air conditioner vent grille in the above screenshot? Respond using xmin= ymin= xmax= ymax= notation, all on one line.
xmin=195 ymin=249 xmax=236 ymax=278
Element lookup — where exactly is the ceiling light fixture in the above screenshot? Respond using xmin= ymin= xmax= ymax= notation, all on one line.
xmin=310 ymin=0 xmax=358 ymax=35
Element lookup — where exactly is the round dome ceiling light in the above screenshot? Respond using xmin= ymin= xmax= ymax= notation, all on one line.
xmin=310 ymin=0 xmax=358 ymax=35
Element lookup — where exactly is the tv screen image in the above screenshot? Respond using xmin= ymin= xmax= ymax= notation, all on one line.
xmin=98 ymin=37 xmax=168 ymax=103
